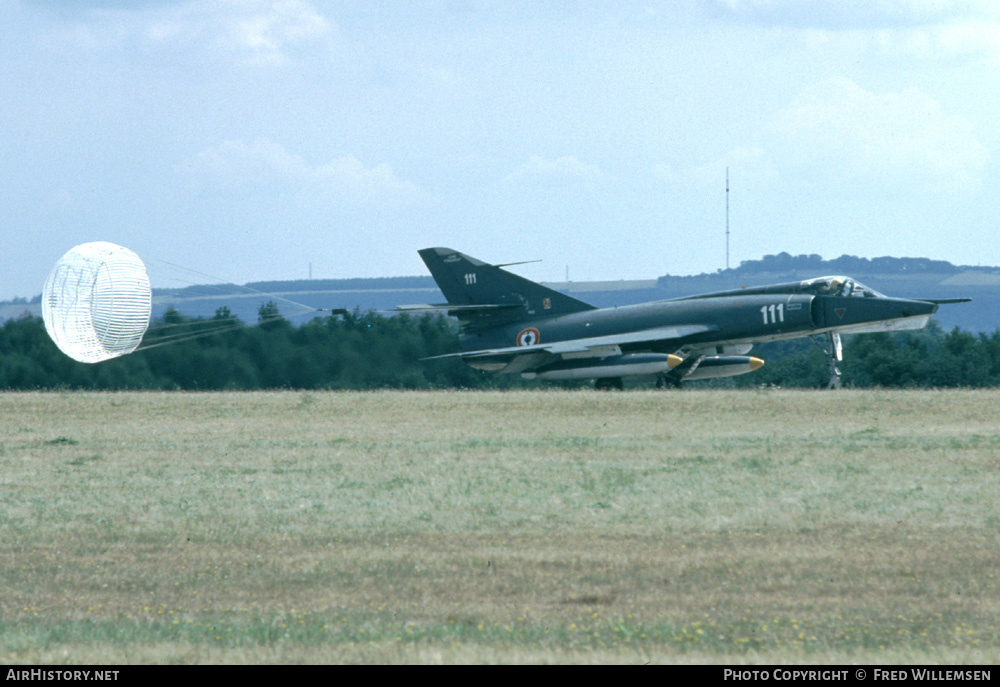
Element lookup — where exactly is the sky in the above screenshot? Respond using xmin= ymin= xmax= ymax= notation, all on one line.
xmin=3 ymin=0 xmax=999 ymax=300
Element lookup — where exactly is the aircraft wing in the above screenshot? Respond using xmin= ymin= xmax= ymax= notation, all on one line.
xmin=393 ymin=303 xmax=523 ymax=313
xmin=424 ymin=324 xmax=717 ymax=371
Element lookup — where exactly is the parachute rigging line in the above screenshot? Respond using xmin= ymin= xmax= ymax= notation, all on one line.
xmin=147 ymin=257 xmax=321 ymax=317
xmin=134 ymin=256 xmax=335 ymax=350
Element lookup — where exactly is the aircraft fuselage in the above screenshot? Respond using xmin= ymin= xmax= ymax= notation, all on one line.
xmin=460 ymin=293 xmax=937 ymax=364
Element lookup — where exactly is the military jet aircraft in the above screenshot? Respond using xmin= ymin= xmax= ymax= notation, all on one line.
xmin=399 ymin=247 xmax=970 ymax=389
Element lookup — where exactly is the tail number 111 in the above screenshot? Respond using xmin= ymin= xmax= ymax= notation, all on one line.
xmin=761 ymin=303 xmax=784 ymax=325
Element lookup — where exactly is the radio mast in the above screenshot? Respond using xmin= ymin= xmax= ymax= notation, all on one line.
xmin=725 ymin=167 xmax=730 ymax=271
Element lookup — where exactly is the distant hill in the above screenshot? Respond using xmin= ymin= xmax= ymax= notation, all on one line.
xmin=717 ymin=252 xmax=963 ymax=278
xmin=3 ymin=253 xmax=996 ymax=332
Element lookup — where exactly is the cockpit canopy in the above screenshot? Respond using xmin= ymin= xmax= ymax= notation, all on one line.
xmin=672 ymin=275 xmax=891 ymax=302
xmin=798 ymin=276 xmax=885 ymax=299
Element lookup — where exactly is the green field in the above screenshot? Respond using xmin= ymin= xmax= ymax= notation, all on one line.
xmin=1 ymin=390 xmax=998 ymax=664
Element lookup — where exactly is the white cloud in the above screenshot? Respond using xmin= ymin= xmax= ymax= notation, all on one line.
xmin=503 ymin=155 xmax=603 ymax=186
xmin=181 ymin=137 xmax=424 ymax=204
xmin=717 ymin=0 xmax=1000 ymax=29
xmin=873 ymin=20 xmax=1000 ymax=64
xmin=768 ymin=78 xmax=988 ymax=192
xmin=308 ymin=156 xmax=424 ymax=205
xmin=718 ymin=1 xmax=1000 ymax=65
xmin=41 ymin=0 xmax=335 ymax=65
xmin=654 ymin=147 xmax=780 ymax=191
xmin=214 ymin=0 xmax=332 ymax=64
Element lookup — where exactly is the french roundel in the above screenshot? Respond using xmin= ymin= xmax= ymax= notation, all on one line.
xmin=516 ymin=328 xmax=540 ymax=347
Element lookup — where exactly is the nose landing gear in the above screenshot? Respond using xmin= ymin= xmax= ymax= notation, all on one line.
xmin=815 ymin=332 xmax=843 ymax=389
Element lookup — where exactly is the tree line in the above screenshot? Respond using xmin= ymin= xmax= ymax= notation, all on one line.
xmin=0 ymin=305 xmax=489 ymax=391
xmin=2 ymin=304 xmax=1000 ymax=390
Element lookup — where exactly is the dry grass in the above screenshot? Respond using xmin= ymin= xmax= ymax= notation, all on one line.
xmin=1 ymin=389 xmax=998 ymax=664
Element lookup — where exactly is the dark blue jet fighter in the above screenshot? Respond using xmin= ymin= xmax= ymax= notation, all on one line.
xmin=402 ymin=247 xmax=969 ymax=389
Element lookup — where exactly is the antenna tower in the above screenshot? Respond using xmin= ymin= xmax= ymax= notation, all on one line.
xmin=725 ymin=167 xmax=730 ymax=271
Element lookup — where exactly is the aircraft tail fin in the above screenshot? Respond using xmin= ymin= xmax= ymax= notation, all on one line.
xmin=418 ymin=247 xmax=595 ymax=329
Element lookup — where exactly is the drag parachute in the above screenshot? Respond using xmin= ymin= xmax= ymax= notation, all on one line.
xmin=42 ymin=241 xmax=152 ymax=363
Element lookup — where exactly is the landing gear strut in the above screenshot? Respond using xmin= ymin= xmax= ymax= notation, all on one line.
xmin=821 ymin=332 xmax=843 ymax=389
xmin=655 ymin=354 xmax=703 ymax=390
xmin=656 ymin=374 xmax=682 ymax=390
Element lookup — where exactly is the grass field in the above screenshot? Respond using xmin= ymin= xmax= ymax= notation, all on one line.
xmin=1 ymin=389 xmax=998 ymax=664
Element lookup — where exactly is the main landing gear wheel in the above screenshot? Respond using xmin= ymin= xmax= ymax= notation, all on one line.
xmin=656 ymin=374 xmax=682 ymax=390
xmin=595 ymin=377 xmax=625 ymax=391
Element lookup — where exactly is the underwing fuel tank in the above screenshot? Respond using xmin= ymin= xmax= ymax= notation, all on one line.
xmin=684 ymin=356 xmax=765 ymax=380
xmin=521 ymin=353 xmax=683 ymax=381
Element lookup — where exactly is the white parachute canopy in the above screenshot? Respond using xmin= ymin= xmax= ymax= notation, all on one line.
xmin=42 ymin=241 xmax=152 ymax=364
